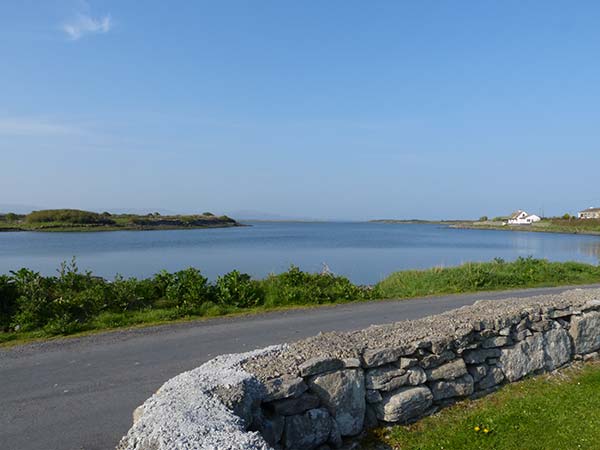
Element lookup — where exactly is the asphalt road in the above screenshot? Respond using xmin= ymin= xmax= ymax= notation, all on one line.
xmin=2 ymin=284 xmax=598 ymax=450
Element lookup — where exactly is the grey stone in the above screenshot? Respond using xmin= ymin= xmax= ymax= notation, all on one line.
xmin=308 ymin=369 xmax=366 ymax=436
xmin=583 ymin=351 xmax=599 ymax=361
xmin=269 ymin=392 xmax=320 ymax=416
xmin=343 ymin=358 xmax=361 ymax=368
xmin=429 ymin=374 xmax=474 ymax=401
xmin=328 ymin=419 xmax=343 ymax=448
xmin=543 ymin=327 xmax=572 ymax=370
xmin=406 ymin=366 xmax=427 ymax=385
xmin=420 ymin=350 xmax=455 ymax=369
xmin=482 ymin=336 xmax=512 ymax=348
xmin=570 ymin=311 xmax=600 ymax=355
xmin=365 ymin=365 xmax=405 ymax=389
xmin=426 ymin=359 xmax=467 ymax=381
xmin=300 ymin=357 xmax=346 ymax=377
xmin=363 ymin=403 xmax=380 ymax=429
xmin=215 ymin=381 xmax=259 ymax=428
xmin=263 ymin=375 xmax=308 ymax=402
xmin=399 ymin=357 xmax=418 ymax=369
xmin=549 ymin=308 xmax=574 ymax=319
xmin=462 ymin=348 xmax=501 ymax=364
xmin=377 ymin=367 xmax=426 ymax=392
xmin=476 ymin=367 xmax=505 ymax=390
xmin=530 ymin=320 xmax=552 ymax=332
xmin=498 ymin=326 xmax=512 ymax=336
xmin=366 ymin=390 xmax=382 ymax=404
xmin=375 ymin=386 xmax=433 ymax=423
xmin=498 ymin=333 xmax=545 ymax=382
xmin=283 ymin=408 xmax=332 ymax=450
xmin=515 ymin=329 xmax=532 ymax=341
xmin=467 ymin=364 xmax=487 ymax=383
xmin=250 ymin=409 xmax=285 ymax=446
xmin=362 ymin=346 xmax=411 ymax=368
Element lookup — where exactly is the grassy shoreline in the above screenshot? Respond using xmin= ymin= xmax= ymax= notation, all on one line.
xmin=2 ymin=257 xmax=600 ymax=347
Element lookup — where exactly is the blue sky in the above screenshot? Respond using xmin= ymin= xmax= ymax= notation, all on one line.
xmin=1 ymin=1 xmax=599 ymax=220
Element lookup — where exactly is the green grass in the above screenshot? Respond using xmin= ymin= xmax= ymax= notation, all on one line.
xmin=455 ymin=218 xmax=600 ymax=236
xmin=2 ymin=258 xmax=600 ymax=347
xmin=365 ymin=361 xmax=600 ymax=450
xmin=376 ymin=258 xmax=600 ymax=299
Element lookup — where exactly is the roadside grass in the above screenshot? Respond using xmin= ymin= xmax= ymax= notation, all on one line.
xmin=376 ymin=258 xmax=600 ymax=299
xmin=364 ymin=361 xmax=600 ymax=450
xmin=2 ymin=257 xmax=600 ymax=347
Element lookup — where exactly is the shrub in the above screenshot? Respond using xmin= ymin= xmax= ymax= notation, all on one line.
xmin=479 ymin=216 xmax=489 ymax=222
xmin=26 ymin=209 xmax=115 ymax=225
xmin=262 ymin=266 xmax=369 ymax=307
xmin=107 ymin=276 xmax=158 ymax=312
xmin=164 ymin=268 xmax=211 ymax=312
xmin=0 ymin=275 xmax=17 ymax=331
xmin=214 ymin=270 xmax=263 ymax=308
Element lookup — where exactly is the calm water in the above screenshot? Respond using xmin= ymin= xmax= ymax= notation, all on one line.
xmin=1 ymin=222 xmax=599 ymax=284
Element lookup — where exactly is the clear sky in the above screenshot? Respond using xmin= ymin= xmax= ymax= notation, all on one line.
xmin=1 ymin=1 xmax=599 ymax=220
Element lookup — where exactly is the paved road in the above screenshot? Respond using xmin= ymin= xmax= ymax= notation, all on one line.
xmin=2 ymin=284 xmax=598 ymax=450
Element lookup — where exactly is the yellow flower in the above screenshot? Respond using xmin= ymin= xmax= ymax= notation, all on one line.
xmin=474 ymin=426 xmax=480 ymax=432
xmin=483 ymin=428 xmax=490 ymax=434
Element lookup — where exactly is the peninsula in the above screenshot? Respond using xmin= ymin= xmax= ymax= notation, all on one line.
xmin=0 ymin=209 xmax=241 ymax=232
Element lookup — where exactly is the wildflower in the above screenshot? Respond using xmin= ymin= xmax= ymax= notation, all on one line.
xmin=474 ymin=426 xmax=480 ymax=432
xmin=483 ymin=428 xmax=490 ymax=434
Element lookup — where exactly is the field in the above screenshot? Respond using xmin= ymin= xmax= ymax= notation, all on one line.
xmin=2 ymin=257 xmax=600 ymax=345
xmin=365 ymin=361 xmax=600 ymax=450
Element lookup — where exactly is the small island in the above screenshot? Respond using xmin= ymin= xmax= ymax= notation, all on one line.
xmin=0 ymin=209 xmax=241 ymax=232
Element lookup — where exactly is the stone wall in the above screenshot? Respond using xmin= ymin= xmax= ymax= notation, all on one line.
xmin=118 ymin=288 xmax=600 ymax=450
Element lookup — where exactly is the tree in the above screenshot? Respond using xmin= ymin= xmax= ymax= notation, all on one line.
xmin=562 ymin=213 xmax=571 ymax=220
xmin=479 ymin=216 xmax=489 ymax=222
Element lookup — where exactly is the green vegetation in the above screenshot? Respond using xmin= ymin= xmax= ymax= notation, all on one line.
xmin=1 ymin=257 xmax=600 ymax=345
xmin=454 ymin=218 xmax=600 ymax=235
xmin=0 ymin=209 xmax=239 ymax=232
xmin=365 ymin=361 xmax=600 ymax=450
xmin=376 ymin=257 xmax=600 ymax=298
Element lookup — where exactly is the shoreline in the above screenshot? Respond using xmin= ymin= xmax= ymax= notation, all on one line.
xmin=449 ymin=223 xmax=600 ymax=236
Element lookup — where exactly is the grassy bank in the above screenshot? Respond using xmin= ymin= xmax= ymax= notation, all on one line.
xmin=452 ymin=218 xmax=600 ymax=235
xmin=365 ymin=361 xmax=600 ymax=450
xmin=0 ymin=209 xmax=240 ymax=232
xmin=2 ymin=257 xmax=600 ymax=346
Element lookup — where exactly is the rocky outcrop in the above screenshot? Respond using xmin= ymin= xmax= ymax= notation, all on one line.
xmin=117 ymin=288 xmax=600 ymax=450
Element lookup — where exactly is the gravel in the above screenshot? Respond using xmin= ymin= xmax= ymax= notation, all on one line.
xmin=116 ymin=345 xmax=285 ymax=450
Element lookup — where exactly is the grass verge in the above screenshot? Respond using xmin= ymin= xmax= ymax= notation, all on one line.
xmin=364 ymin=361 xmax=600 ymax=450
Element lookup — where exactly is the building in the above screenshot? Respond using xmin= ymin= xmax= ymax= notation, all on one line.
xmin=507 ymin=210 xmax=542 ymax=225
xmin=578 ymin=207 xmax=600 ymax=219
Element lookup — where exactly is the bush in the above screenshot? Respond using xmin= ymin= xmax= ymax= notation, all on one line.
xmin=0 ymin=275 xmax=17 ymax=331
xmin=479 ymin=216 xmax=489 ymax=222
xmin=164 ymin=268 xmax=211 ymax=312
xmin=262 ymin=266 xmax=369 ymax=307
xmin=26 ymin=209 xmax=115 ymax=225
xmin=214 ymin=270 xmax=263 ymax=308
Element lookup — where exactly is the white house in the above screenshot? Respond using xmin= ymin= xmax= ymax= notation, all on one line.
xmin=578 ymin=207 xmax=600 ymax=219
xmin=507 ymin=210 xmax=541 ymax=225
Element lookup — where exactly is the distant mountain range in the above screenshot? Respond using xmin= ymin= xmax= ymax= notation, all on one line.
xmin=226 ymin=210 xmax=325 ymax=222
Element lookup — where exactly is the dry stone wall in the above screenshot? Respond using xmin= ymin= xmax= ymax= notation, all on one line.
xmin=118 ymin=288 xmax=600 ymax=450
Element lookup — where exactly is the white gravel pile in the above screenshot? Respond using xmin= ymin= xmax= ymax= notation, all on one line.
xmin=117 ymin=345 xmax=284 ymax=450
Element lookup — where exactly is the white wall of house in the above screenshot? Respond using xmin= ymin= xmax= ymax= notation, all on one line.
xmin=508 ymin=211 xmax=541 ymax=225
